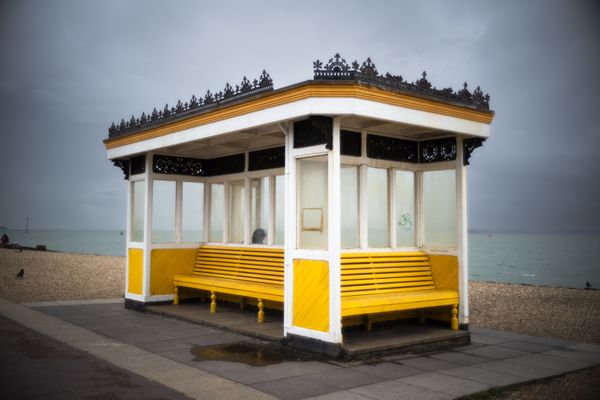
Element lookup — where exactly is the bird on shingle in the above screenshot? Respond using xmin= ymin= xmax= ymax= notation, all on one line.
xmin=585 ymin=281 xmax=592 ymax=289
xmin=16 ymin=269 xmax=24 ymax=279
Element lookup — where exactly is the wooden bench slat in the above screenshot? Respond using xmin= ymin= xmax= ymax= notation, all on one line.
xmin=195 ymin=267 xmax=283 ymax=279
xmin=342 ymin=263 xmax=430 ymax=270
xmin=342 ymin=285 xmax=438 ymax=297
xmin=196 ymin=253 xmax=283 ymax=263
xmin=196 ymin=272 xmax=282 ymax=285
xmin=341 ymin=251 xmax=426 ymax=258
xmin=342 ymin=271 xmax=432 ymax=279
xmin=343 ymin=277 xmax=434 ymax=286
xmin=195 ymin=261 xmax=284 ymax=272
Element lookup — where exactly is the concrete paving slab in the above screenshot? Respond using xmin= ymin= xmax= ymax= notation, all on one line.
xmin=516 ymin=334 xmax=576 ymax=347
xmin=568 ymin=343 xmax=600 ymax=354
xmin=477 ymin=359 xmax=566 ymax=380
xmin=350 ymin=362 xmax=425 ymax=379
xmin=350 ymin=379 xmax=453 ymax=400
xmin=398 ymin=371 xmax=491 ymax=397
xmin=461 ymin=345 xmax=530 ymax=360
xmin=542 ymin=349 xmax=600 ymax=364
xmin=173 ymin=332 xmax=249 ymax=346
xmin=399 ymin=356 xmax=461 ymax=371
xmin=304 ymin=367 xmax=385 ymax=389
xmin=470 ymin=333 xmax=510 ymax=345
xmin=498 ymin=340 xmax=558 ymax=353
xmin=305 ymin=390 xmax=374 ymax=400
xmin=189 ymin=384 xmax=276 ymax=400
xmin=429 ymin=351 xmax=494 ymax=366
xmin=439 ymin=365 xmax=527 ymax=386
xmin=191 ymin=359 xmax=252 ymax=374
xmin=251 ymin=375 xmax=340 ymax=400
xmin=216 ymin=360 xmax=338 ymax=385
xmin=508 ymin=353 xmax=593 ymax=372
xmin=137 ymin=339 xmax=195 ymax=354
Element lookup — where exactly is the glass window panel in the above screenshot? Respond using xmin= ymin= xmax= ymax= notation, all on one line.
xmin=368 ymin=167 xmax=389 ymax=248
xmin=297 ymin=156 xmax=327 ymax=249
xmin=182 ymin=182 xmax=204 ymax=242
xmin=131 ymin=180 xmax=145 ymax=242
xmin=395 ymin=170 xmax=415 ymax=247
xmin=423 ymin=170 xmax=456 ymax=247
xmin=152 ymin=180 xmax=176 ymax=243
xmin=250 ymin=177 xmax=269 ymax=244
xmin=209 ymin=183 xmax=224 ymax=242
xmin=228 ymin=180 xmax=245 ymax=244
xmin=341 ymin=165 xmax=359 ymax=249
xmin=274 ymin=175 xmax=285 ymax=245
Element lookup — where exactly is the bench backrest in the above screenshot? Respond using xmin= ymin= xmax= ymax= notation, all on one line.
xmin=194 ymin=245 xmax=284 ymax=286
xmin=341 ymin=252 xmax=436 ymax=297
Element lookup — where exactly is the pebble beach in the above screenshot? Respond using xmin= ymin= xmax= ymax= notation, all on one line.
xmin=1 ymin=247 xmax=599 ymax=399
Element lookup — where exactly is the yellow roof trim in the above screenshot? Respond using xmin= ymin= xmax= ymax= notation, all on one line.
xmin=104 ymin=83 xmax=494 ymax=150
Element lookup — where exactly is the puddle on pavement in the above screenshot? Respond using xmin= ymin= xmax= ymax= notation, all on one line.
xmin=191 ymin=342 xmax=288 ymax=366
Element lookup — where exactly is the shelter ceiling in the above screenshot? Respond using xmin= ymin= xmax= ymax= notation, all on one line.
xmin=158 ymin=116 xmax=454 ymax=159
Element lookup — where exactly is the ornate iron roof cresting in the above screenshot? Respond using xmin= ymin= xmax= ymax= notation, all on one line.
xmin=313 ymin=53 xmax=491 ymax=110
xmin=108 ymin=70 xmax=274 ymax=138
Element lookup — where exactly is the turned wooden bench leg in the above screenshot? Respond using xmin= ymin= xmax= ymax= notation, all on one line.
xmin=257 ymin=298 xmax=264 ymax=323
xmin=451 ymin=304 xmax=459 ymax=330
xmin=173 ymin=286 xmax=179 ymax=305
xmin=210 ymin=291 xmax=217 ymax=313
xmin=240 ymin=297 xmax=246 ymax=311
xmin=364 ymin=315 xmax=372 ymax=332
xmin=419 ymin=310 xmax=426 ymax=324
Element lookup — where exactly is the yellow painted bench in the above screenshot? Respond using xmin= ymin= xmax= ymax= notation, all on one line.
xmin=172 ymin=245 xmax=284 ymax=322
xmin=341 ymin=252 xmax=459 ymax=330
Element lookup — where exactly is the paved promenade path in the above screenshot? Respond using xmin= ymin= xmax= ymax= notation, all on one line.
xmin=1 ymin=298 xmax=599 ymax=400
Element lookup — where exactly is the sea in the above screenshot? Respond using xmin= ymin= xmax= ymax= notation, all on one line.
xmin=1 ymin=229 xmax=599 ymax=290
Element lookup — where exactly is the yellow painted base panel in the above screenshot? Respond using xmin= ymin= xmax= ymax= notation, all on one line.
xmin=127 ymin=248 xmax=143 ymax=295
xmin=293 ymin=259 xmax=330 ymax=333
xmin=428 ymin=254 xmax=459 ymax=291
xmin=150 ymin=249 xmax=198 ymax=296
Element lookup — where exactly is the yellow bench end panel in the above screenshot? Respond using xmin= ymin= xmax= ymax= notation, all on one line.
xmin=150 ymin=249 xmax=198 ymax=296
xmin=127 ymin=248 xmax=143 ymax=295
xmin=293 ymin=259 xmax=330 ymax=333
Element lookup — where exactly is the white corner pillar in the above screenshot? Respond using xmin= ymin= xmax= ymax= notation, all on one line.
xmin=142 ymin=153 xmax=154 ymax=300
xmin=455 ymin=137 xmax=469 ymax=326
xmin=281 ymin=122 xmax=294 ymax=335
xmin=328 ymin=117 xmax=342 ymax=343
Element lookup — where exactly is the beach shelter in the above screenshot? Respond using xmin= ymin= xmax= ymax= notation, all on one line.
xmin=104 ymin=54 xmax=494 ymax=352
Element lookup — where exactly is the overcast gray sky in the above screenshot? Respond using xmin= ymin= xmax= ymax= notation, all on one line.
xmin=0 ymin=0 xmax=598 ymax=233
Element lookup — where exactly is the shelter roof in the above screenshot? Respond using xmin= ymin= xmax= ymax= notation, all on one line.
xmin=104 ymin=54 xmax=494 ymax=149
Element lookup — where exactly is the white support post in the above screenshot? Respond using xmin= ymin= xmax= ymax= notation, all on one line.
xmin=283 ymin=123 xmax=295 ymax=334
xmin=143 ymin=153 xmax=153 ymax=299
xmin=456 ymin=136 xmax=469 ymax=326
xmin=125 ymin=178 xmax=132 ymax=295
xmin=359 ymin=164 xmax=368 ymax=249
xmin=175 ymin=181 xmax=182 ymax=243
xmin=244 ymin=178 xmax=251 ymax=245
xmin=268 ymin=175 xmax=276 ymax=245
xmin=415 ymin=170 xmax=424 ymax=248
xmin=223 ymin=182 xmax=229 ymax=244
xmin=359 ymin=131 xmax=368 ymax=249
xmin=329 ymin=117 xmax=342 ymax=343
xmin=203 ymin=183 xmax=210 ymax=243
xmin=388 ymin=168 xmax=396 ymax=249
